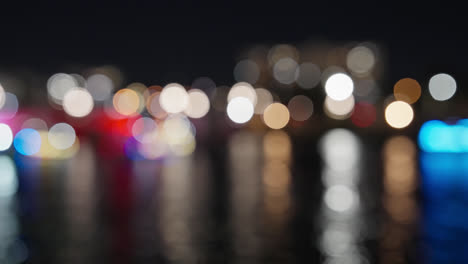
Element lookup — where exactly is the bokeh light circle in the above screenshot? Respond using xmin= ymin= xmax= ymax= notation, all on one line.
xmin=0 ymin=123 xmax=13 ymax=151
xmin=393 ymin=78 xmax=421 ymax=104
xmin=87 ymin=73 xmax=114 ymax=101
xmin=227 ymin=97 xmax=254 ymax=124
xmin=63 ymin=88 xmax=94 ymax=117
xmin=324 ymin=185 xmax=357 ymax=212
xmin=351 ymin=102 xmax=376 ymax=127
xmin=48 ymin=123 xmax=76 ymax=150
xmin=14 ymin=128 xmax=42 ymax=156
xmin=132 ymin=117 xmax=157 ymax=143
xmin=324 ymin=95 xmax=355 ymax=120
xmin=228 ymin=82 xmax=257 ymax=104
xmin=296 ymin=63 xmax=321 ymax=89
xmin=325 ymin=73 xmax=354 ymax=101
xmin=184 ymin=89 xmax=210 ymax=118
xmin=47 ymin=73 xmax=78 ymax=104
xmin=346 ymin=45 xmax=376 ymax=75
xmin=287 ymin=95 xmax=313 ymax=121
xmin=385 ymin=101 xmax=414 ymax=129
xmin=113 ymin=88 xmax=140 ymax=116
xmin=263 ymin=103 xmax=290 ymax=129
xmin=159 ymin=83 xmax=189 ymax=114
xmin=428 ymin=73 xmax=457 ymax=101
xmin=0 ymin=92 xmax=19 ymax=120
xmin=273 ymin=57 xmax=299 ymax=84
xmin=233 ymin=59 xmax=260 ymax=84
xmin=254 ymin=88 xmax=274 ymax=114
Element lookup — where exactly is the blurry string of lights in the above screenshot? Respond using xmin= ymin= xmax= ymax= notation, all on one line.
xmin=0 ymin=42 xmax=461 ymax=159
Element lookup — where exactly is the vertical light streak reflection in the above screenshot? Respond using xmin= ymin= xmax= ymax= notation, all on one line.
xmin=228 ymin=131 xmax=262 ymax=263
xmin=380 ymin=136 xmax=418 ymax=264
xmin=318 ymin=129 xmax=368 ymax=263
xmin=420 ymin=153 xmax=468 ymax=263
xmin=158 ymin=156 xmax=197 ymax=262
xmin=64 ymin=142 xmax=97 ymax=263
xmin=0 ymin=155 xmax=26 ymax=263
xmin=262 ymin=130 xmax=292 ymax=260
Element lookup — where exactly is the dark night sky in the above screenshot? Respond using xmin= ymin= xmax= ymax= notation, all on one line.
xmin=0 ymin=2 xmax=466 ymax=88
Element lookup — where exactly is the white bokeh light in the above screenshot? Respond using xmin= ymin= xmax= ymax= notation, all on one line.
xmin=48 ymin=123 xmax=76 ymax=150
xmin=184 ymin=89 xmax=210 ymax=118
xmin=325 ymin=73 xmax=354 ymax=101
xmin=87 ymin=73 xmax=114 ymax=101
xmin=319 ymin=128 xmax=360 ymax=171
xmin=0 ymin=156 xmax=18 ymax=197
xmin=47 ymin=73 xmax=78 ymax=104
xmin=227 ymin=97 xmax=254 ymax=124
xmin=428 ymin=73 xmax=457 ymax=101
xmin=0 ymin=124 xmax=13 ymax=151
xmin=132 ymin=117 xmax=158 ymax=143
xmin=63 ymin=88 xmax=94 ymax=118
xmin=159 ymin=83 xmax=189 ymax=114
xmin=273 ymin=57 xmax=299 ymax=84
xmin=324 ymin=185 xmax=357 ymax=212
xmin=227 ymin=82 xmax=257 ymax=105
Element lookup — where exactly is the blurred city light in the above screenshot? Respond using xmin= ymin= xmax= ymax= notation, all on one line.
xmin=63 ymin=88 xmax=94 ymax=118
xmin=428 ymin=73 xmax=457 ymax=101
xmin=227 ymin=97 xmax=254 ymax=124
xmin=48 ymin=123 xmax=76 ymax=150
xmin=393 ymin=78 xmax=421 ymax=104
xmin=184 ymin=89 xmax=210 ymax=118
xmin=13 ymin=128 xmax=42 ymax=156
xmin=384 ymin=101 xmax=414 ymax=128
xmin=159 ymin=83 xmax=189 ymax=114
xmin=263 ymin=102 xmax=290 ymax=129
xmin=0 ymin=123 xmax=13 ymax=151
xmin=325 ymin=73 xmax=354 ymax=101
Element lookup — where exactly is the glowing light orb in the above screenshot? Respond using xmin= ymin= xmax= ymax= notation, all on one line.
xmin=428 ymin=73 xmax=457 ymax=101
xmin=254 ymin=88 xmax=274 ymax=114
xmin=14 ymin=128 xmax=42 ymax=156
xmin=184 ymin=89 xmax=210 ymax=118
xmin=324 ymin=185 xmax=357 ymax=212
xmin=113 ymin=88 xmax=140 ymax=116
xmin=288 ymin=95 xmax=313 ymax=121
xmin=324 ymin=95 xmax=355 ymax=120
xmin=132 ymin=117 xmax=157 ymax=143
xmin=351 ymin=102 xmax=376 ymax=128
xmin=159 ymin=83 xmax=189 ymax=114
xmin=263 ymin=103 xmax=290 ymax=129
xmin=346 ymin=45 xmax=376 ymax=75
xmin=0 ymin=123 xmax=13 ymax=151
xmin=233 ymin=59 xmax=260 ymax=84
xmin=47 ymin=73 xmax=78 ymax=104
xmin=226 ymin=97 xmax=254 ymax=124
xmin=296 ymin=63 xmax=321 ymax=89
xmin=273 ymin=57 xmax=299 ymax=84
xmin=393 ymin=78 xmax=421 ymax=104
xmin=385 ymin=101 xmax=414 ymax=129
xmin=325 ymin=73 xmax=354 ymax=101
xmin=228 ymin=82 xmax=257 ymax=104
xmin=319 ymin=128 xmax=360 ymax=171
xmin=87 ymin=74 xmax=114 ymax=101
xmin=63 ymin=88 xmax=94 ymax=117
xmin=0 ymin=92 xmax=19 ymax=120
xmin=48 ymin=123 xmax=76 ymax=150
xmin=22 ymin=118 xmax=48 ymax=131
xmin=146 ymin=92 xmax=167 ymax=119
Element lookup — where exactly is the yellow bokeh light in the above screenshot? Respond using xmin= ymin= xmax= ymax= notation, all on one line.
xmin=113 ymin=88 xmax=140 ymax=116
xmin=263 ymin=103 xmax=290 ymax=129
xmin=385 ymin=101 xmax=414 ymax=129
xmin=263 ymin=130 xmax=291 ymax=163
xmin=393 ymin=78 xmax=421 ymax=104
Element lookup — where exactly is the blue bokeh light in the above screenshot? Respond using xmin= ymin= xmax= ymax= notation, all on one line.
xmin=418 ymin=119 xmax=468 ymax=153
xmin=13 ymin=128 xmax=42 ymax=156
